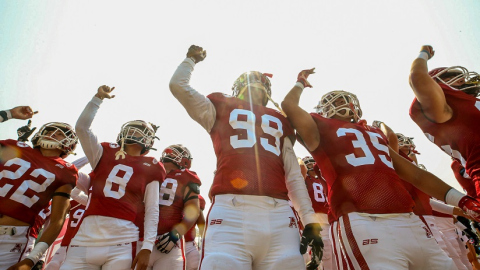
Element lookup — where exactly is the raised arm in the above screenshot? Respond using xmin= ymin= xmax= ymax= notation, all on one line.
xmin=409 ymin=45 xmax=452 ymax=123
xmin=372 ymin=120 xmax=399 ymax=153
xmin=75 ymin=86 xmax=115 ymax=169
xmin=169 ymin=45 xmax=216 ymax=133
xmin=281 ymin=69 xmax=320 ymax=151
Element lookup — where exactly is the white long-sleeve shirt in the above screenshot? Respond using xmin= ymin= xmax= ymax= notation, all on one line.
xmin=73 ymin=96 xmax=159 ymax=251
xmin=170 ymin=58 xmax=317 ymax=225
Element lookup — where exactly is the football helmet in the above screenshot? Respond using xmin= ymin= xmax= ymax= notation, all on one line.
xmin=302 ymin=156 xmax=316 ymax=171
xmin=116 ymin=120 xmax=156 ymax=154
xmin=314 ymin=90 xmax=362 ymax=122
xmin=429 ymin=66 xmax=480 ymax=97
xmin=232 ymin=71 xmax=272 ymax=105
xmin=31 ymin=122 xmax=78 ymax=157
xmin=161 ymin=144 xmax=192 ymax=169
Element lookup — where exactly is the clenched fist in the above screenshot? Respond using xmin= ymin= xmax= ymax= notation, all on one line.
xmin=187 ymin=45 xmax=207 ymax=64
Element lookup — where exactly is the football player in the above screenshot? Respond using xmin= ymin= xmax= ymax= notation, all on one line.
xmin=1 ymin=122 xmax=78 ymax=269
xmin=377 ymin=123 xmax=471 ymax=270
xmin=184 ymin=194 xmax=206 ymax=270
xmin=0 ymin=106 xmax=37 ymax=123
xmin=60 ymin=86 xmax=166 ymax=270
xmin=409 ymin=45 xmax=480 ymax=198
xmin=300 ymin=156 xmax=335 ymax=270
xmin=169 ymin=45 xmax=322 ymax=270
xmin=280 ymin=68 xmax=480 ymax=269
xmin=139 ymin=144 xmax=201 ymax=269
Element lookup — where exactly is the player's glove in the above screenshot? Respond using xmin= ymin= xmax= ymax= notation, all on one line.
xmin=155 ymin=229 xmax=180 ymax=254
xmin=459 ymin=196 xmax=480 ymax=222
xmin=297 ymin=68 xmax=315 ymax=88
xmin=371 ymin=120 xmax=383 ymax=129
xmin=32 ymin=260 xmax=44 ymax=270
xmin=17 ymin=120 xmax=36 ymax=142
xmin=300 ymin=223 xmax=324 ymax=264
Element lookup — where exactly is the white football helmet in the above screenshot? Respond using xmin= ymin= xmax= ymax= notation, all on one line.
xmin=314 ymin=90 xmax=362 ymax=122
xmin=161 ymin=144 xmax=192 ymax=169
xmin=429 ymin=66 xmax=480 ymax=97
xmin=31 ymin=122 xmax=78 ymax=157
xmin=116 ymin=120 xmax=157 ymax=154
xmin=301 ymin=156 xmax=316 ymax=171
xmin=232 ymin=71 xmax=272 ymax=106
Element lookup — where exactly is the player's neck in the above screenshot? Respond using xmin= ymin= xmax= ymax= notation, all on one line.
xmin=39 ymin=148 xmax=62 ymax=158
xmin=164 ymin=162 xmax=180 ymax=173
xmin=124 ymin=144 xmax=143 ymax=156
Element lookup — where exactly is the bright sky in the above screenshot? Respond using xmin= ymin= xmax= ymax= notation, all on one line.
xmin=1 ymin=0 xmax=479 ymax=212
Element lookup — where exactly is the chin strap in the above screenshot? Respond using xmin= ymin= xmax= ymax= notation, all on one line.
xmin=115 ymin=137 xmax=126 ymax=160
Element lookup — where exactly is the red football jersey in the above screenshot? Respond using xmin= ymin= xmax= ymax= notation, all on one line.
xmin=0 ymin=140 xmax=78 ymax=225
xmin=61 ymin=200 xmax=86 ymax=246
xmin=207 ymin=93 xmax=295 ymax=200
xmin=304 ymin=174 xmax=329 ymax=214
xmin=451 ymin=160 xmax=476 ymax=197
xmin=184 ymin=194 xmax=206 ymax=242
xmin=84 ymin=142 xmax=166 ymax=222
xmin=410 ymin=85 xmax=480 ymax=191
xmin=305 ymin=114 xmax=415 ymax=220
xmin=157 ymin=169 xmax=202 ymax=235
xmin=398 ymin=151 xmax=432 ymax=216
xmin=30 ymin=202 xmax=52 ymax=238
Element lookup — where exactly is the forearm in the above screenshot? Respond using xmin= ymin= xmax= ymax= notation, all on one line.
xmin=75 ymin=97 xmax=104 ymax=169
xmin=143 ymin=181 xmax=160 ymax=251
xmin=281 ymin=84 xmax=304 ymax=114
xmin=169 ymin=58 xmax=216 ymax=132
xmin=71 ymin=156 xmax=90 ymax=170
xmin=283 ymin=139 xmax=317 ymax=225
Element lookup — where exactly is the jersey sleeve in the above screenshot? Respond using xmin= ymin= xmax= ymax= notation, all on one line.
xmin=169 ymin=58 xmax=216 ymax=132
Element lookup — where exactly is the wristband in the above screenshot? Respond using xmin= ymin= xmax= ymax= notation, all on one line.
xmin=0 ymin=110 xmax=10 ymax=122
xmin=26 ymin=242 xmax=49 ymax=264
xmin=445 ymin=188 xmax=464 ymax=207
xmin=417 ymin=51 xmax=429 ymax=61
xmin=188 ymin=57 xmax=197 ymax=64
xmin=295 ymin=82 xmax=305 ymax=90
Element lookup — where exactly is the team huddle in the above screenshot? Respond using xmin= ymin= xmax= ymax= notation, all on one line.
xmin=0 ymin=44 xmax=479 ymax=270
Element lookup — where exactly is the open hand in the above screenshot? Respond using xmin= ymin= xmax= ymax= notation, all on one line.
xmin=297 ymin=68 xmax=315 ymax=88
xmin=95 ymin=85 xmax=116 ymax=100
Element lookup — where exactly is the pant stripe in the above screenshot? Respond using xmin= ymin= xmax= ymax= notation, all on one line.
xmin=337 ymin=220 xmax=355 ymax=270
xmin=342 ymin=214 xmax=370 ymax=270
xmin=330 ymin=221 xmax=343 ymax=270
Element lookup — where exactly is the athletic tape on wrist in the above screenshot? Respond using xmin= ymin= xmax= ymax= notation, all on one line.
xmin=295 ymin=82 xmax=305 ymax=90
xmin=445 ymin=188 xmax=464 ymax=207
xmin=417 ymin=51 xmax=429 ymax=61
xmin=26 ymin=242 xmax=49 ymax=264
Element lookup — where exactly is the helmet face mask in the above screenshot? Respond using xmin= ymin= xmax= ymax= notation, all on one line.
xmin=117 ymin=120 xmax=156 ymax=154
xmin=301 ymin=156 xmax=316 ymax=171
xmin=429 ymin=66 xmax=480 ymax=97
xmin=31 ymin=122 xmax=78 ymax=157
xmin=232 ymin=71 xmax=272 ymax=106
xmin=315 ymin=90 xmax=362 ymax=122
xmin=161 ymin=144 xmax=192 ymax=169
